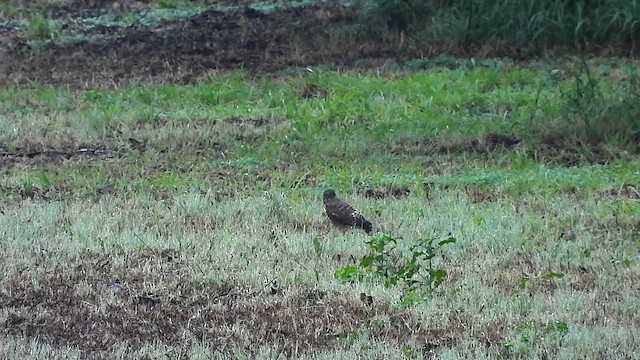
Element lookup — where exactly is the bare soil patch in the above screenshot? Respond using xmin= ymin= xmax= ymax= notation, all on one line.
xmin=0 ymin=250 xmax=461 ymax=357
xmin=524 ymin=133 xmax=617 ymax=166
xmin=609 ymin=184 xmax=640 ymax=200
xmin=391 ymin=133 xmax=521 ymax=158
xmin=0 ymin=143 xmax=115 ymax=164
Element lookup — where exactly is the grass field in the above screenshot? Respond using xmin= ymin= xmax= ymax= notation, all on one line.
xmin=1 ymin=1 xmax=640 ymax=359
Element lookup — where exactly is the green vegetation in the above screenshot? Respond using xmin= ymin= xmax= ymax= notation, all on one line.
xmin=335 ymin=235 xmax=456 ymax=305
xmin=359 ymin=0 xmax=640 ymax=51
xmin=0 ymin=55 xmax=639 ymax=358
xmin=1 ymin=58 xmax=638 ymax=197
xmin=1 ymin=0 xmax=640 ymax=358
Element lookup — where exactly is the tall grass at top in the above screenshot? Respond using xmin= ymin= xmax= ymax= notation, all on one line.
xmin=359 ymin=0 xmax=640 ymax=52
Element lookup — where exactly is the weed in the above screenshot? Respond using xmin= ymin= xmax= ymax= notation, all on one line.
xmin=358 ymin=0 xmax=640 ymax=52
xmin=335 ymin=235 xmax=456 ymax=305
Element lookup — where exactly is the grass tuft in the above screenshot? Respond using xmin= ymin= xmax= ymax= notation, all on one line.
xmin=26 ymin=12 xmax=58 ymax=40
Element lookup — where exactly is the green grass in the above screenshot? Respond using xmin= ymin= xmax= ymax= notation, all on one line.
xmin=0 ymin=60 xmax=638 ymax=196
xmin=360 ymin=0 xmax=640 ymax=52
xmin=0 ymin=58 xmax=639 ymax=358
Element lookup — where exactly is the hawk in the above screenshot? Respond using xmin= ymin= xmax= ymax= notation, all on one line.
xmin=323 ymin=189 xmax=372 ymax=234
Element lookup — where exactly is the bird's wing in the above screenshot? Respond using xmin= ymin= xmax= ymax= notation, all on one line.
xmin=325 ymin=200 xmax=361 ymax=226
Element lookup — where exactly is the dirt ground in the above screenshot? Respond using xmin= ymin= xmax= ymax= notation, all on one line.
xmin=0 ymin=250 xmax=464 ymax=357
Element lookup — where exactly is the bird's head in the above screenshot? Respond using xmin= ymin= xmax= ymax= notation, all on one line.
xmin=323 ymin=188 xmax=337 ymax=201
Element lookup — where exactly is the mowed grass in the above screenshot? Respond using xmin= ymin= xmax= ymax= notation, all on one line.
xmin=0 ymin=59 xmax=639 ymax=358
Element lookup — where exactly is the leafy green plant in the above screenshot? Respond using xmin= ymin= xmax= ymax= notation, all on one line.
xmin=335 ymin=235 xmax=456 ymax=304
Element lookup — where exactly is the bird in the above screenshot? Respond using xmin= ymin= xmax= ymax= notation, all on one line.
xmin=323 ymin=189 xmax=372 ymax=234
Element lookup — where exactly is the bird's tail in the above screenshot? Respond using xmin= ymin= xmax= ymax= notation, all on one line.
xmin=362 ymin=220 xmax=372 ymax=234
